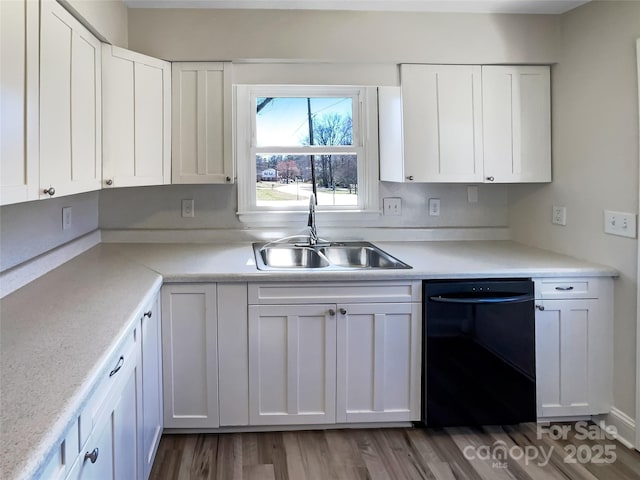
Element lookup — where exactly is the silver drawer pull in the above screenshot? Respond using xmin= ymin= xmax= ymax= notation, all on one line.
xmin=555 ymin=286 xmax=574 ymax=291
xmin=109 ymin=356 xmax=124 ymax=377
xmin=84 ymin=448 xmax=99 ymax=464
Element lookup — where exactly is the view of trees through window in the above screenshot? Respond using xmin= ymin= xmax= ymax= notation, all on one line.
xmin=255 ymin=97 xmax=358 ymax=207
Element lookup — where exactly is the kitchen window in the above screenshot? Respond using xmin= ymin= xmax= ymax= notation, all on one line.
xmin=236 ymin=85 xmax=379 ymax=225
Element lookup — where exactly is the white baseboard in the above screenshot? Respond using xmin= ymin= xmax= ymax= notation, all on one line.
xmin=594 ymin=408 xmax=636 ymax=449
xmin=0 ymin=230 xmax=101 ymax=298
xmin=163 ymin=421 xmax=413 ymax=434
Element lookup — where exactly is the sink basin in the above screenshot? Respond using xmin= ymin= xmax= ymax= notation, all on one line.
xmin=253 ymin=241 xmax=411 ymax=271
xmin=258 ymin=246 xmax=330 ymax=268
xmin=319 ymin=244 xmax=409 ymax=269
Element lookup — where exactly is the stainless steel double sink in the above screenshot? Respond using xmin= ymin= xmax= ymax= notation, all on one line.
xmin=253 ymin=241 xmax=412 ymax=271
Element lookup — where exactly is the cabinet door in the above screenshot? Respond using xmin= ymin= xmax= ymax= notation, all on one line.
xmin=40 ymin=0 xmax=101 ymax=199
xmin=161 ymin=284 xmax=219 ymax=428
xmin=0 ymin=0 xmax=38 ymax=205
xmin=172 ymin=62 xmax=233 ymax=184
xmin=399 ymin=64 xmax=483 ymax=183
xmin=248 ymin=304 xmax=336 ymax=425
xmin=336 ymin=303 xmax=421 ymax=423
xmin=102 ymin=45 xmax=171 ymax=188
xmin=112 ymin=364 xmax=139 ymax=480
xmin=140 ymin=295 xmax=163 ymax=479
xmin=535 ymin=299 xmax=610 ymax=417
xmin=482 ymin=66 xmax=551 ymax=183
xmin=218 ymin=283 xmax=249 ymax=426
xmin=67 ymin=410 xmax=114 ymax=480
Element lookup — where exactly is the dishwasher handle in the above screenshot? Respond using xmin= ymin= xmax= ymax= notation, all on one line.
xmin=428 ymin=293 xmax=534 ymax=304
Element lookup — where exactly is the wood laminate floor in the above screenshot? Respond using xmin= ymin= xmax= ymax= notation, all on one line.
xmin=149 ymin=423 xmax=640 ymax=480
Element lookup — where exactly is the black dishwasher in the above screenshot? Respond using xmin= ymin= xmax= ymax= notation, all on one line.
xmin=423 ymin=279 xmax=536 ymax=427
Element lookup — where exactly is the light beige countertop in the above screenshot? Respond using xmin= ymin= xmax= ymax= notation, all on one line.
xmin=104 ymin=240 xmax=618 ymax=281
xmin=0 ymin=239 xmax=617 ymax=479
xmin=0 ymin=247 xmax=162 ymax=480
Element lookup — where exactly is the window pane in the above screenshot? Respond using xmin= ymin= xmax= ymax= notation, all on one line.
xmin=256 ymin=97 xmax=353 ymax=147
xmin=256 ymin=154 xmax=358 ymax=207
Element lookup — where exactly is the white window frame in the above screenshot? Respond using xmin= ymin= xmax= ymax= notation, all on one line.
xmin=236 ymin=85 xmax=380 ymax=226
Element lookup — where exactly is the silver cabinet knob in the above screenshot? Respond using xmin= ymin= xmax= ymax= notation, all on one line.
xmin=536 ymin=305 xmax=545 ymax=311
xmin=406 ymin=176 xmax=414 ymax=181
xmin=486 ymin=176 xmax=495 ymax=182
xmin=84 ymin=448 xmax=99 ymax=464
xmin=105 ymin=179 xmax=113 ymax=186
xmin=143 ymin=311 xmax=152 ymax=318
xmin=43 ymin=187 xmax=55 ymax=196
xmin=339 ymin=308 xmax=347 ymax=315
xmin=328 ymin=309 xmax=336 ymax=316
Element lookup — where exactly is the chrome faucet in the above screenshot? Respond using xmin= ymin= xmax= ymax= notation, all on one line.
xmin=308 ymin=192 xmax=318 ymax=246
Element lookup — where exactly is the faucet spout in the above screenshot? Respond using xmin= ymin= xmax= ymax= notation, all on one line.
xmin=308 ymin=193 xmax=318 ymax=246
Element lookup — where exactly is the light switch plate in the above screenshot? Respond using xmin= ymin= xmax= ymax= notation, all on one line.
xmin=604 ymin=210 xmax=637 ymax=238
xmin=428 ymin=198 xmax=441 ymax=216
xmin=62 ymin=207 xmax=72 ymax=230
xmin=383 ymin=197 xmax=402 ymax=216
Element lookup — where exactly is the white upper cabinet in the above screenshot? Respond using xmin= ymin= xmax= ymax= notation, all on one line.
xmin=388 ymin=65 xmax=483 ymax=183
xmin=102 ymin=45 xmax=171 ymax=188
xmin=171 ymin=62 xmax=233 ymax=184
xmin=39 ymin=0 xmax=102 ymax=199
xmin=0 ymin=0 xmax=38 ymax=205
xmin=380 ymin=64 xmax=551 ymax=184
xmin=482 ymin=66 xmax=551 ymax=183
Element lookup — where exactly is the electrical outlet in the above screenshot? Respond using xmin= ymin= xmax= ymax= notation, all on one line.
xmin=62 ymin=207 xmax=72 ymax=230
xmin=181 ymin=199 xmax=194 ymax=218
xmin=383 ymin=197 xmax=402 ymax=216
xmin=428 ymin=198 xmax=441 ymax=216
xmin=552 ymin=206 xmax=566 ymax=226
xmin=604 ymin=210 xmax=637 ymax=238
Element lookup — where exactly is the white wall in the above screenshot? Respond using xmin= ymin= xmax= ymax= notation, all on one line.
xmin=62 ymin=0 xmax=129 ymax=47
xmin=127 ymin=8 xmax=560 ymax=63
xmin=509 ymin=0 xmax=640 ymax=419
xmin=99 ymin=183 xmax=508 ymax=231
xmin=0 ymin=192 xmax=99 ymax=272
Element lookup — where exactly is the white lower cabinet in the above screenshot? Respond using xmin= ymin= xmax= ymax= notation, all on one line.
xmin=337 ymin=302 xmax=421 ymax=423
xmin=68 ymin=328 xmax=140 ymax=480
xmin=41 ymin=292 xmax=163 ymax=480
xmin=67 ymin=409 xmax=114 ymax=480
xmin=247 ymin=282 xmax=422 ymax=426
xmin=248 ymin=304 xmax=337 ymax=425
xmin=534 ymin=277 xmax=613 ymax=418
xmin=139 ymin=295 xmax=163 ymax=479
xmin=161 ymin=284 xmax=219 ymax=428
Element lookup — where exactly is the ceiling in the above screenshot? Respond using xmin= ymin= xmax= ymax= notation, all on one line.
xmin=123 ymin=0 xmax=591 ymax=14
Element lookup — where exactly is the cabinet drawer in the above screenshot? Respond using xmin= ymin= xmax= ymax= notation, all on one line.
xmin=248 ymin=281 xmax=422 ymax=305
xmin=534 ymin=277 xmax=599 ymax=300
xmin=79 ymin=325 xmax=138 ymax=449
